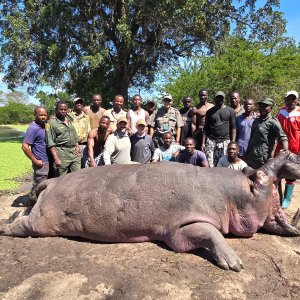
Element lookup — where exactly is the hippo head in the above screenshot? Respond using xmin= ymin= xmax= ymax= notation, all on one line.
xmin=276 ymin=152 xmax=300 ymax=180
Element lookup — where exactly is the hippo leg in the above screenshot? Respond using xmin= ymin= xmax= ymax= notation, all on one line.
xmin=0 ymin=215 xmax=34 ymax=237
xmin=165 ymin=222 xmax=244 ymax=272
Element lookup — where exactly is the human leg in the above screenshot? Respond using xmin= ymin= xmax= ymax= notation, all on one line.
xmin=282 ymin=179 xmax=296 ymax=209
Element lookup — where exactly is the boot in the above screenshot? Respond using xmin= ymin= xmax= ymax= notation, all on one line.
xmin=281 ymin=183 xmax=294 ymax=209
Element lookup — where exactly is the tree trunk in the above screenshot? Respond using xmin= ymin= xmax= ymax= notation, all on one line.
xmin=114 ymin=71 xmax=130 ymax=108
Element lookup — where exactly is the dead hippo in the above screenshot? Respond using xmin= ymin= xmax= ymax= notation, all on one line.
xmin=1 ymin=152 xmax=300 ymax=271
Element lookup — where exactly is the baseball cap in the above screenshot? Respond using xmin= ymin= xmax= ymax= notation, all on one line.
xmin=285 ymin=90 xmax=298 ymax=98
xmin=257 ymin=98 xmax=275 ymax=106
xmin=117 ymin=116 xmax=128 ymax=124
xmin=162 ymin=94 xmax=173 ymax=101
xmin=136 ymin=119 xmax=147 ymax=127
xmin=215 ymin=91 xmax=225 ymax=98
xmin=73 ymin=97 xmax=83 ymax=103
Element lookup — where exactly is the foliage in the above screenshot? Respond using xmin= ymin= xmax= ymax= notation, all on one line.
xmin=0 ymin=0 xmax=286 ymax=103
xmin=0 ymin=101 xmax=35 ymax=124
xmin=0 ymin=138 xmax=31 ymax=190
xmin=35 ymin=90 xmax=72 ymax=117
xmin=2 ymin=124 xmax=29 ymax=132
xmin=159 ymin=37 xmax=300 ymax=109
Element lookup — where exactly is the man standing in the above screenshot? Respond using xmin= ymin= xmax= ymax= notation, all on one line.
xmin=150 ymin=94 xmax=183 ymax=147
xmin=179 ymin=96 xmax=193 ymax=145
xmin=22 ymin=106 xmax=49 ymax=204
xmin=202 ymin=91 xmax=236 ymax=167
xmin=229 ymin=92 xmax=245 ymax=117
xmin=275 ymin=90 xmax=300 ymax=208
xmin=130 ymin=119 xmax=155 ymax=164
xmin=246 ymin=98 xmax=288 ymax=169
xmin=104 ymin=95 xmax=127 ymax=132
xmin=176 ymin=137 xmax=208 ymax=167
xmin=236 ymin=99 xmax=257 ymax=159
xmin=46 ymin=101 xmax=81 ymax=176
xmin=83 ymin=93 xmax=106 ymax=129
xmin=83 ymin=116 xmax=111 ymax=167
xmin=192 ymin=89 xmax=214 ymax=149
xmin=127 ymin=94 xmax=150 ymax=134
xmin=69 ymin=97 xmax=91 ymax=160
xmin=103 ymin=116 xmax=131 ymax=165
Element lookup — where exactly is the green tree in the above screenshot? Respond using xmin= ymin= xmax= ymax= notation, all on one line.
xmin=159 ymin=37 xmax=300 ymax=109
xmin=0 ymin=0 xmax=286 ymax=103
xmin=0 ymin=101 xmax=35 ymax=124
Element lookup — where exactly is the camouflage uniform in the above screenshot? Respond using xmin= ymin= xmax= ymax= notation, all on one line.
xmin=150 ymin=107 xmax=183 ymax=147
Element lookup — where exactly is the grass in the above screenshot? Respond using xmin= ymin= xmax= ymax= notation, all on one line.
xmin=0 ymin=124 xmax=32 ymax=190
xmin=0 ymin=124 xmax=29 ymax=132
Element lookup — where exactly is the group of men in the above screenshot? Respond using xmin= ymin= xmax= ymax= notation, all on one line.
xmin=22 ymin=89 xmax=300 ymax=209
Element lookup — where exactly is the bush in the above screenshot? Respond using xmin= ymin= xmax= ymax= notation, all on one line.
xmin=0 ymin=101 xmax=35 ymax=124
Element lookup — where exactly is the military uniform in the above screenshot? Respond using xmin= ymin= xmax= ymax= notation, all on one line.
xmin=46 ymin=116 xmax=81 ymax=176
xmin=150 ymin=107 xmax=183 ymax=147
xmin=246 ymin=113 xmax=287 ymax=169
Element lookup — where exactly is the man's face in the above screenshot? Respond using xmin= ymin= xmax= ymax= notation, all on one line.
xmin=35 ymin=108 xmax=48 ymax=125
xmin=183 ymin=98 xmax=192 ymax=109
xmin=285 ymin=94 xmax=297 ymax=110
xmin=92 ymin=95 xmax=102 ymax=107
xmin=258 ymin=103 xmax=272 ymax=117
xmin=132 ymin=96 xmax=142 ymax=108
xmin=184 ymin=139 xmax=195 ymax=154
xmin=230 ymin=93 xmax=240 ymax=108
xmin=147 ymin=102 xmax=155 ymax=112
xmin=74 ymin=100 xmax=83 ymax=112
xmin=163 ymin=134 xmax=172 ymax=147
xmin=114 ymin=96 xmax=124 ymax=109
xmin=227 ymin=144 xmax=238 ymax=160
xmin=214 ymin=96 xmax=225 ymax=107
xmin=199 ymin=91 xmax=208 ymax=103
xmin=56 ymin=104 xmax=68 ymax=118
xmin=136 ymin=124 xmax=146 ymax=134
xmin=163 ymin=99 xmax=172 ymax=110
xmin=99 ymin=118 xmax=110 ymax=130
xmin=117 ymin=121 xmax=127 ymax=132
xmin=243 ymin=99 xmax=254 ymax=113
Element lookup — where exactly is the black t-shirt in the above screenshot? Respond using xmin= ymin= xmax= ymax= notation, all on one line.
xmin=204 ymin=106 xmax=236 ymax=141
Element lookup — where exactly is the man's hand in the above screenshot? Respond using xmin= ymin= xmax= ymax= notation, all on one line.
xmin=90 ymin=159 xmax=97 ymax=167
xmin=54 ymin=158 xmax=62 ymax=167
xmin=34 ymin=159 xmax=43 ymax=168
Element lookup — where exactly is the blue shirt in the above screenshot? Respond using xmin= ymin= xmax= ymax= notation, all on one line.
xmin=236 ymin=113 xmax=256 ymax=157
xmin=23 ymin=121 xmax=48 ymax=162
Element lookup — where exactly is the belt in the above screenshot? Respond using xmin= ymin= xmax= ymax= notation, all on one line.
xmin=58 ymin=144 xmax=76 ymax=148
xmin=79 ymin=142 xmax=87 ymax=145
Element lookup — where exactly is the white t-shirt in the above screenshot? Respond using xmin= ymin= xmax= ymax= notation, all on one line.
xmin=152 ymin=144 xmax=185 ymax=161
xmin=217 ymin=155 xmax=247 ymax=171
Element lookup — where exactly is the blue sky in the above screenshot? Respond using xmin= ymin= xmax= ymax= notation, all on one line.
xmin=1 ymin=1 xmax=299 ymax=104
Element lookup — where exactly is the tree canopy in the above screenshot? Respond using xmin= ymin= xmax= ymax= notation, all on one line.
xmin=158 ymin=37 xmax=300 ymax=109
xmin=0 ymin=0 xmax=286 ymax=104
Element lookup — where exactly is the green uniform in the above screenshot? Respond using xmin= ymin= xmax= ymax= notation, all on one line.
xmin=46 ymin=116 xmax=81 ymax=176
xmin=246 ymin=113 xmax=287 ymax=169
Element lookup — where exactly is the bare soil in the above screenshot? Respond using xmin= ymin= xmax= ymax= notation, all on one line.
xmin=0 ymin=181 xmax=299 ymax=300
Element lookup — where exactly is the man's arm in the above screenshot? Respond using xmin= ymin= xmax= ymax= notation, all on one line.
xmin=87 ymin=130 xmax=96 ymax=167
xmin=175 ymin=127 xmax=181 ymax=144
xmin=103 ymin=135 xmax=115 ymax=165
xmin=22 ymin=142 xmax=43 ymax=167
xmin=230 ymin=128 xmax=237 ymax=142
xmin=49 ymin=146 xmax=62 ymax=167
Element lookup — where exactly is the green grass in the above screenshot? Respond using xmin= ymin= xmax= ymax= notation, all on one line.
xmin=0 ymin=124 xmax=29 ymax=132
xmin=0 ymin=125 xmax=32 ymax=190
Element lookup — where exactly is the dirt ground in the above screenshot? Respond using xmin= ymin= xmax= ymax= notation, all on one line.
xmin=0 ymin=180 xmax=299 ymax=300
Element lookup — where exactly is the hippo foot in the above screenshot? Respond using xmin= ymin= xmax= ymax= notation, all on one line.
xmin=165 ymin=222 xmax=244 ymax=272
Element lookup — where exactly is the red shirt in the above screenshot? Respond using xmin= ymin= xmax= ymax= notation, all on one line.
xmin=276 ymin=106 xmax=300 ymax=154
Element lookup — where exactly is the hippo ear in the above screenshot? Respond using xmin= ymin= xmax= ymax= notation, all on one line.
xmin=243 ymin=167 xmax=256 ymax=181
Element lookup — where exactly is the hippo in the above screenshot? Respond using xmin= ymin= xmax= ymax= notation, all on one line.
xmin=1 ymin=152 xmax=300 ymax=271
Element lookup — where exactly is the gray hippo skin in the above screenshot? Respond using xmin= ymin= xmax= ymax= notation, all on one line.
xmin=1 ymin=152 xmax=300 ymax=272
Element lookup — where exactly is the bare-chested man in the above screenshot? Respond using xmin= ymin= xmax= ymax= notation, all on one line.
xmin=83 ymin=116 xmax=111 ymax=167
xmin=192 ymin=89 xmax=214 ymax=149
xmin=83 ymin=94 xmax=106 ymax=129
